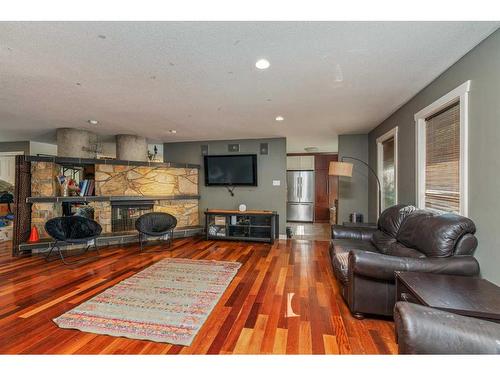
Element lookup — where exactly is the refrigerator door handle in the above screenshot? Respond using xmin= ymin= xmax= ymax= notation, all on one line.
xmin=298 ymin=176 xmax=302 ymax=201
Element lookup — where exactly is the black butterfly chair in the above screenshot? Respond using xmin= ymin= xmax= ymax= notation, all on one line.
xmin=135 ymin=212 xmax=177 ymax=251
xmin=44 ymin=216 xmax=102 ymax=265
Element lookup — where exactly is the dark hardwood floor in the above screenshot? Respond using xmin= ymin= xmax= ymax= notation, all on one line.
xmin=0 ymin=237 xmax=397 ymax=354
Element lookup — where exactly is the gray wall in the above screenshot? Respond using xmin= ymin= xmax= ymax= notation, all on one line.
xmin=0 ymin=141 xmax=30 ymax=154
xmin=0 ymin=141 xmax=57 ymax=156
xmin=164 ymin=138 xmax=287 ymax=234
xmin=368 ymin=28 xmax=500 ymax=284
xmin=338 ymin=134 xmax=369 ymax=224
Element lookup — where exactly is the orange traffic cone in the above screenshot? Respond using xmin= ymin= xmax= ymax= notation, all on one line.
xmin=28 ymin=226 xmax=40 ymax=243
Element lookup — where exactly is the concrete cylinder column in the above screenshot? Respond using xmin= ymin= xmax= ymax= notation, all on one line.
xmin=56 ymin=128 xmax=95 ymax=158
xmin=116 ymin=134 xmax=148 ymax=161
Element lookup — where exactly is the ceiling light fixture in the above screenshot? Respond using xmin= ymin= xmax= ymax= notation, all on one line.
xmin=87 ymin=119 xmax=98 ymax=125
xmin=275 ymin=116 xmax=284 ymax=122
xmin=255 ymin=59 xmax=270 ymax=70
xmin=169 ymin=129 xmax=177 ymax=134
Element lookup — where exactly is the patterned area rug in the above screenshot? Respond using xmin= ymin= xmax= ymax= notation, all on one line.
xmin=53 ymin=258 xmax=241 ymax=345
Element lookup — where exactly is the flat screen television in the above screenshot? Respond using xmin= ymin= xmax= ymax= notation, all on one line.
xmin=204 ymin=154 xmax=257 ymax=186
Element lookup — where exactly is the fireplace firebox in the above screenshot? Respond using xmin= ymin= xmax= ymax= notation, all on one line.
xmin=111 ymin=201 xmax=154 ymax=233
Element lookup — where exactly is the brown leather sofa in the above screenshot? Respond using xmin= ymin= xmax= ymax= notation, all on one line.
xmin=394 ymin=302 xmax=500 ymax=354
xmin=330 ymin=204 xmax=480 ymax=319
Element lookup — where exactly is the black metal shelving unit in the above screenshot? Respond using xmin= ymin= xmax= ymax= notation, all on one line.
xmin=204 ymin=210 xmax=278 ymax=244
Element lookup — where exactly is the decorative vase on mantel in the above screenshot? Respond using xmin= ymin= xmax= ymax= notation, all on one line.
xmin=61 ymin=180 xmax=69 ymax=197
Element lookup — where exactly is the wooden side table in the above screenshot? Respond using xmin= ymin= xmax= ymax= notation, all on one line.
xmin=395 ymin=272 xmax=500 ymax=323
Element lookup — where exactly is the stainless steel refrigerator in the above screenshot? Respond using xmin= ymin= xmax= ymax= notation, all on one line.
xmin=286 ymin=170 xmax=314 ymax=222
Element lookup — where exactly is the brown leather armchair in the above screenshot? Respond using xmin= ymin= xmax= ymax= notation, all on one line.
xmin=394 ymin=302 xmax=500 ymax=354
xmin=330 ymin=205 xmax=480 ymax=319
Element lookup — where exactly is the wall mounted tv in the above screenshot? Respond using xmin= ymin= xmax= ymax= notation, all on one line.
xmin=204 ymin=154 xmax=258 ymax=186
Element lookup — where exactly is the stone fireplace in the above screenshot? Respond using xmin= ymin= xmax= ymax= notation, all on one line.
xmin=111 ymin=201 xmax=154 ymax=233
xmin=14 ymin=155 xmax=202 ymax=255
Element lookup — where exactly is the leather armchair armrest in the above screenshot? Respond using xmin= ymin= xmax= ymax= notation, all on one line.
xmin=349 ymin=250 xmax=480 ymax=281
xmin=331 ymin=225 xmax=377 ymax=241
xmin=394 ymin=302 xmax=500 ymax=354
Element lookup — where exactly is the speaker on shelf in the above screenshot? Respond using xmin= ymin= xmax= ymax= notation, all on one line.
xmin=228 ymin=144 xmax=240 ymax=152
xmin=260 ymin=142 xmax=269 ymax=155
xmin=201 ymin=144 xmax=209 ymax=156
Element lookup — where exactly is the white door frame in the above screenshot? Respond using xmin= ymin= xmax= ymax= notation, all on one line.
xmin=0 ymin=151 xmax=24 ymax=185
xmin=376 ymin=126 xmax=398 ymax=213
xmin=0 ymin=151 xmax=24 ymax=156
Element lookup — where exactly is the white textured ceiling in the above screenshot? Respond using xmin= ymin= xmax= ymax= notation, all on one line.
xmin=0 ymin=21 xmax=498 ymax=152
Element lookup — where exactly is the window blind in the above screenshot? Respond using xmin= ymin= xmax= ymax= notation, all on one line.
xmin=424 ymin=102 xmax=460 ymax=213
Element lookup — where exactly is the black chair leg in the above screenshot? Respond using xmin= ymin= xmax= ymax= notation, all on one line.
xmin=45 ymin=240 xmax=100 ymax=266
xmin=45 ymin=242 xmax=77 ymax=266
xmin=138 ymin=231 xmax=177 ymax=253
xmin=45 ymin=242 xmax=57 ymax=262
xmin=56 ymin=244 xmax=74 ymax=266
xmin=94 ymin=239 xmax=100 ymax=255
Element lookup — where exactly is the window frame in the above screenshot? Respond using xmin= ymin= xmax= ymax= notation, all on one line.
xmin=414 ymin=81 xmax=470 ymax=216
xmin=376 ymin=126 xmax=398 ymax=213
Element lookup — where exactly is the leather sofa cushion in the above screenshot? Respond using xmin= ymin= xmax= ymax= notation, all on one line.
xmin=330 ymin=239 xmax=379 ymax=285
xmin=396 ymin=212 xmax=477 ymax=257
xmin=454 ymin=233 xmax=479 ymax=256
xmin=331 ymin=238 xmax=378 ymax=255
xmin=377 ymin=204 xmax=417 ymax=237
xmin=385 ymin=243 xmax=426 ymax=258
xmin=371 ymin=231 xmax=396 ymax=254
xmin=332 ymin=252 xmax=349 ymax=284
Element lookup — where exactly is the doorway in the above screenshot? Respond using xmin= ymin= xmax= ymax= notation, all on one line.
xmin=286 ymin=153 xmax=338 ymax=241
xmin=0 ymin=152 xmax=22 ymax=243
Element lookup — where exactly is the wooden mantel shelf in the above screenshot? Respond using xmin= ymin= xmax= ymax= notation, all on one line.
xmin=27 ymin=194 xmax=200 ymax=203
xmin=24 ymin=155 xmax=200 ymax=169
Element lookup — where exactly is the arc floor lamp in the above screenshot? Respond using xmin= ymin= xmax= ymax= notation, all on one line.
xmin=328 ymin=156 xmax=382 ymax=217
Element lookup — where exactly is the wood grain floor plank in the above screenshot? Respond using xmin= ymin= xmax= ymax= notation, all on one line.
xmin=323 ymin=334 xmax=340 ymax=354
xmin=272 ymin=328 xmax=288 ymax=354
xmin=0 ymin=238 xmax=396 ymax=354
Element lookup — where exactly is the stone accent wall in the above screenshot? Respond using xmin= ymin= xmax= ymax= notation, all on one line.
xmin=95 ymin=165 xmax=198 ymax=196
xmin=28 ymin=161 xmax=200 ymax=241
xmin=88 ymin=200 xmax=198 ymax=234
xmin=31 ymin=162 xmax=60 ymax=197
xmin=154 ymin=199 xmax=199 ymax=227
xmin=89 ymin=201 xmax=112 ymax=233
xmin=31 ymin=203 xmax=61 ymax=239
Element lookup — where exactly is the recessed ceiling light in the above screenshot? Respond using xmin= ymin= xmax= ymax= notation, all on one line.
xmin=334 ymin=63 xmax=344 ymax=82
xmin=87 ymin=119 xmax=98 ymax=125
xmin=275 ymin=116 xmax=284 ymax=122
xmin=255 ymin=59 xmax=270 ymax=70
xmin=169 ymin=129 xmax=177 ymax=134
